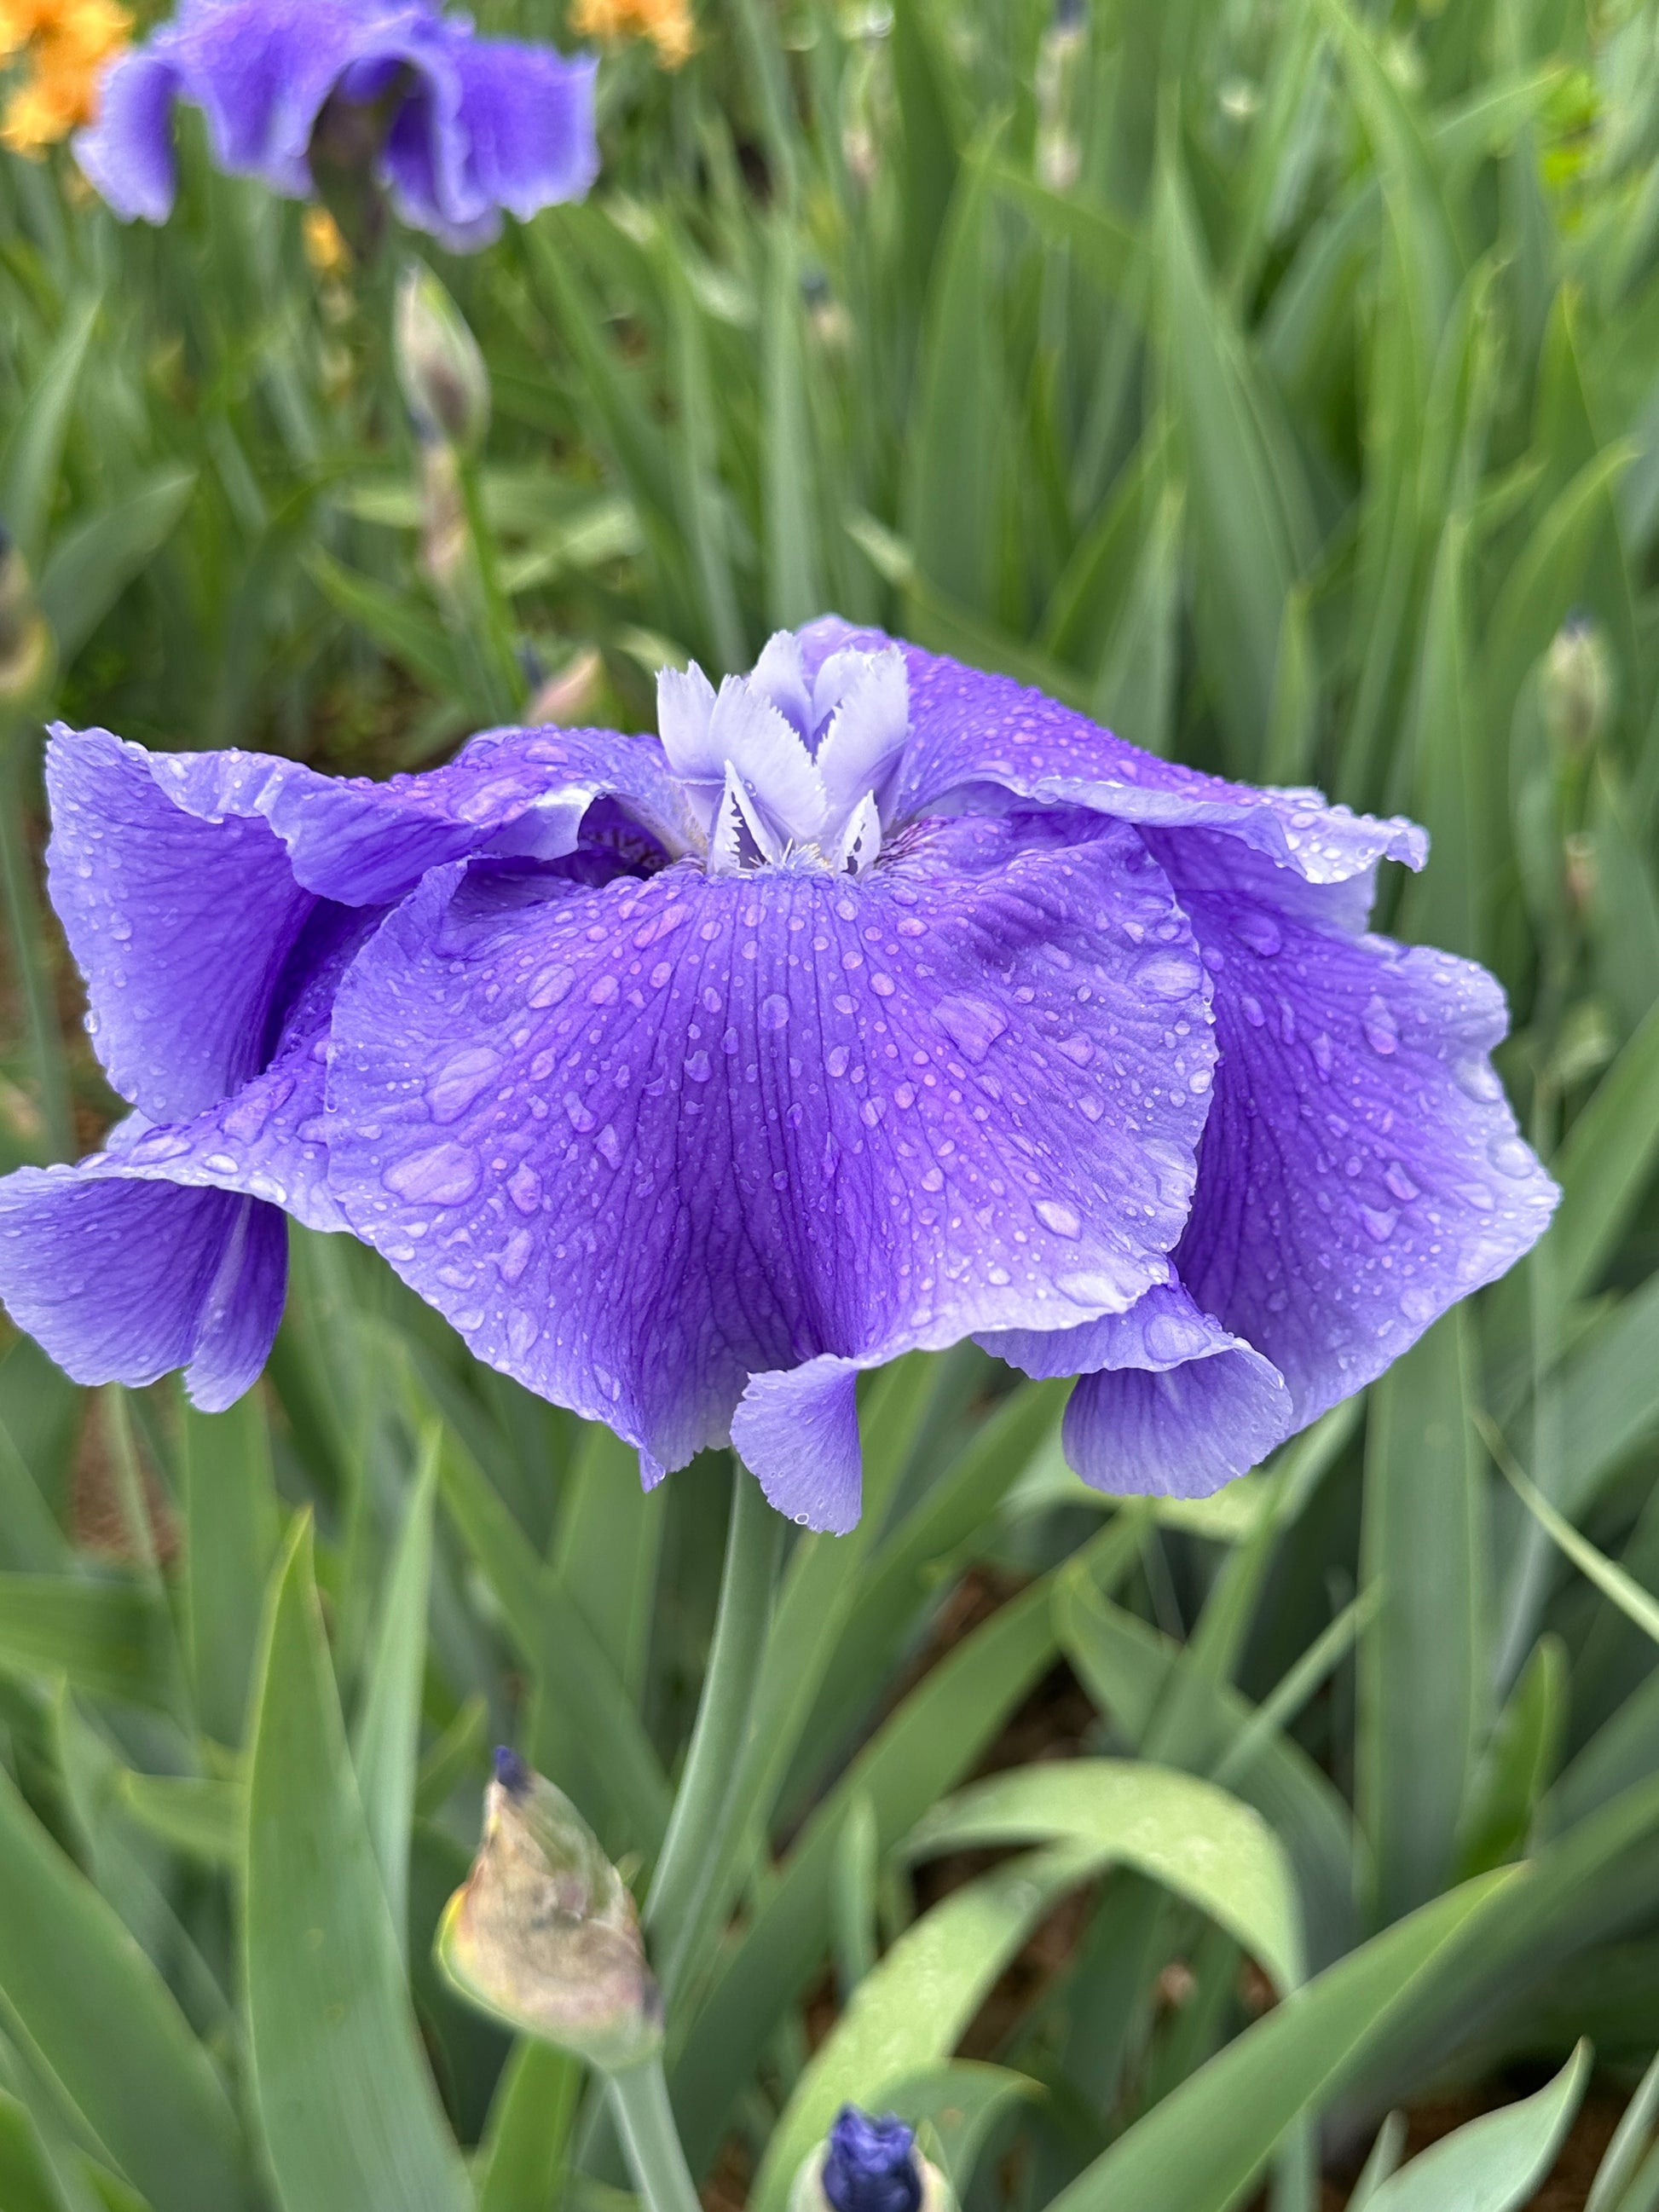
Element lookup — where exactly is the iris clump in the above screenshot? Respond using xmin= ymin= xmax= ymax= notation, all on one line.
xmin=0 ymin=622 xmax=1556 ymax=1530
xmin=73 ymin=0 xmax=598 ymax=249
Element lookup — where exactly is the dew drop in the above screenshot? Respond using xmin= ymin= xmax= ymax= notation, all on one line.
xmin=1033 ymin=1197 xmax=1082 ymax=1239
xmin=685 ymin=1049 xmax=712 ymax=1084
xmin=382 ymin=1141 xmax=480 ymax=1206
xmin=1362 ymin=996 xmax=1399 ymax=1054
xmin=528 ymin=963 xmax=575 ymax=1008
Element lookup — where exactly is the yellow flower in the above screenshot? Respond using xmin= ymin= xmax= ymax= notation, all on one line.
xmin=571 ymin=0 xmax=695 ymax=70
xmin=303 ymin=205 xmax=350 ymax=279
xmin=1 ymin=0 xmax=128 ymax=157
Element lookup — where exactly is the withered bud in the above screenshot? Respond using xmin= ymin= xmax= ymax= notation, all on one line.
xmin=1544 ymin=614 xmax=1614 ymax=759
xmin=436 ymin=1748 xmax=662 ymax=2074
xmin=0 ymin=529 xmax=52 ymax=706
xmin=396 ymin=262 xmax=490 ymax=455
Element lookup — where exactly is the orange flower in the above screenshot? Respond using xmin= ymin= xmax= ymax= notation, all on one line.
xmin=571 ymin=0 xmax=695 ymax=70
xmin=1 ymin=0 xmax=129 ymax=156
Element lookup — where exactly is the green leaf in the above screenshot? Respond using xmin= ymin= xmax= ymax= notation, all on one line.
xmin=303 ymin=547 xmax=464 ymax=699
xmin=1044 ymin=1873 xmax=1516 ymax=2212
xmin=1501 ymin=1453 xmax=1659 ymax=1649
xmin=244 ymin=1518 xmax=471 ymax=2212
xmin=1457 ymin=1635 xmax=1565 ymax=1876
xmin=1157 ymin=150 xmax=1315 ymax=767
xmin=0 ymin=293 xmax=99 ymax=569
xmin=182 ymin=1394 xmax=279 ymax=1747
xmin=0 ymin=1576 xmax=174 ymax=1712
xmin=761 ymin=222 xmax=823 ymax=631
xmin=671 ymin=1521 xmax=1146 ymax=2171
xmin=1366 ymin=2042 xmax=1587 ymax=2212
xmin=0 ymin=1764 xmax=253 ymax=2211
xmin=880 ymin=2063 xmax=1040 ymax=2195
xmin=476 ymin=2042 xmax=581 ymax=2212
xmin=38 ymin=466 xmax=196 ymax=666
xmin=906 ymin=151 xmax=1003 ymax=619
xmin=117 ymin=1775 xmax=242 ymax=1869
xmin=1360 ymin=1313 xmax=1487 ymax=1921
xmin=351 ymin=1435 xmax=438 ymax=1946
xmin=905 ymin=1759 xmax=1303 ymax=1990
xmin=752 ymin=1843 xmax=1103 ymax=2212
xmin=1587 ymin=2047 xmax=1659 ymax=2212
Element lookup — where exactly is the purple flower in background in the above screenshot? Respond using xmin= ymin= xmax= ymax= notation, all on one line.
xmin=0 ymin=622 xmax=1556 ymax=1530
xmin=74 ymin=0 xmax=598 ymax=250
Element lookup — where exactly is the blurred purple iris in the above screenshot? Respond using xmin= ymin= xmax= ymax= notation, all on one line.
xmin=0 ymin=622 xmax=1555 ymax=1531
xmin=74 ymin=0 xmax=597 ymax=250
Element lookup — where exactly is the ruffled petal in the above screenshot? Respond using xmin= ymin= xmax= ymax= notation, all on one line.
xmin=730 ymin=1355 xmax=864 ymax=1533
xmin=984 ymin=1279 xmax=1292 ymax=1498
xmin=46 ymin=726 xmax=316 ymax=1122
xmin=147 ymin=724 xmax=689 ymax=904
xmin=324 ymin=814 xmax=1216 ymax=1524
xmin=72 ymin=48 xmax=185 ymax=220
xmin=1062 ymin=1329 xmax=1294 ymax=1499
xmin=76 ymin=0 xmax=423 ymax=211
xmin=796 ymin=618 xmax=1425 ymax=888
xmin=381 ymin=23 xmax=597 ymax=246
xmin=74 ymin=0 xmax=594 ymax=247
xmin=45 ymin=722 xmax=681 ymax=1123
xmin=1153 ymin=829 xmax=1557 ymax=1429
xmin=0 ymin=1169 xmax=286 ymax=1412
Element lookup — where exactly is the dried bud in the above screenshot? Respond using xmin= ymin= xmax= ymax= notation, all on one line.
xmin=395 ymin=262 xmax=490 ymax=455
xmin=436 ymin=1748 xmax=662 ymax=2073
xmin=1544 ymin=614 xmax=1613 ymax=759
xmin=789 ymin=2109 xmax=953 ymax=2212
xmin=0 ymin=529 xmax=52 ymax=705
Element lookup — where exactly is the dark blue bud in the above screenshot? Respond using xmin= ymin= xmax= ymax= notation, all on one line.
xmin=822 ymin=2107 xmax=922 ymax=2212
xmin=493 ymin=1744 xmax=532 ymax=1796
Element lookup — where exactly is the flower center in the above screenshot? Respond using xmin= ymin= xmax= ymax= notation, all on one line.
xmin=656 ymin=632 xmax=909 ymax=877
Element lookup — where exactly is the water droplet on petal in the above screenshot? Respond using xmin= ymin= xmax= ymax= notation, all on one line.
xmin=383 ymin=1141 xmax=481 ymax=1206
xmin=1362 ymin=996 xmax=1399 ymax=1054
xmin=1032 ymin=1198 xmax=1082 ymax=1239
xmin=528 ymin=963 xmax=575 ymax=1008
xmin=759 ymin=993 xmax=790 ymax=1031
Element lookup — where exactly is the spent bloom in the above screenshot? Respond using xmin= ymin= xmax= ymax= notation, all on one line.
xmin=0 ymin=623 xmax=1555 ymax=1530
xmin=0 ymin=0 xmax=129 ymax=156
xmin=73 ymin=0 xmax=597 ymax=251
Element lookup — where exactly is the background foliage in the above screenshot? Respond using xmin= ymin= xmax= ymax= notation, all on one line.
xmin=5 ymin=0 xmax=1659 ymax=2204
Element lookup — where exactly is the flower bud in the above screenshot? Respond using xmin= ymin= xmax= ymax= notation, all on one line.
xmin=1544 ymin=613 xmax=1614 ymax=759
xmin=789 ymin=2108 xmax=954 ymax=2212
xmin=436 ymin=1747 xmax=662 ymax=2073
xmin=0 ymin=528 xmax=53 ymax=706
xmin=395 ymin=262 xmax=490 ymax=456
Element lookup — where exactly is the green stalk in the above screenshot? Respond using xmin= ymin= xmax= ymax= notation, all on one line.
xmin=645 ymin=1460 xmax=782 ymax=1999
xmin=0 ymin=711 xmax=72 ymax=1161
xmin=608 ymin=2057 xmax=702 ymax=2212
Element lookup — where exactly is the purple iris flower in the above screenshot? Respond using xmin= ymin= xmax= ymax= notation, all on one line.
xmin=0 ymin=621 xmax=1555 ymax=1531
xmin=74 ymin=0 xmax=598 ymax=251
xmin=821 ymin=2107 xmax=922 ymax=2212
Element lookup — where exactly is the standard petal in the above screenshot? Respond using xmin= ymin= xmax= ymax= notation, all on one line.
xmin=382 ymin=23 xmax=597 ymax=244
xmin=1155 ymin=829 xmax=1558 ymax=1429
xmin=984 ymin=1279 xmax=1292 ymax=1498
xmin=0 ymin=1168 xmax=286 ymax=1412
xmin=324 ymin=814 xmax=1215 ymax=1522
xmin=795 ymin=617 xmax=1425 ymax=888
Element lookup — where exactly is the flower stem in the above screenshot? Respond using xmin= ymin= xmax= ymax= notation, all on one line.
xmin=607 ymin=2056 xmax=702 ymax=2212
xmin=645 ymin=1458 xmax=781 ymax=1999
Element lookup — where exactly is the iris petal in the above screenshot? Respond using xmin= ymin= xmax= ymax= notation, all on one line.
xmin=796 ymin=617 xmax=1425 ymax=887
xmin=0 ymin=1171 xmax=286 ymax=1412
xmin=323 ymin=815 xmax=1214 ymax=1525
xmin=1153 ymin=829 xmax=1557 ymax=1429
xmin=74 ymin=0 xmax=595 ymax=250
